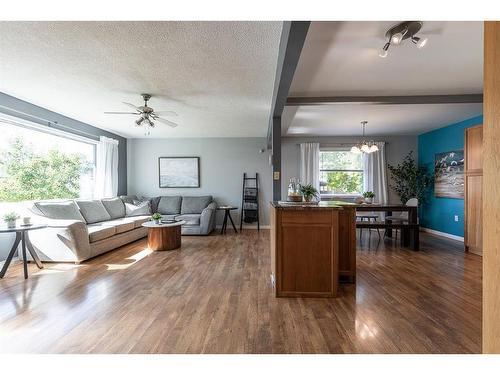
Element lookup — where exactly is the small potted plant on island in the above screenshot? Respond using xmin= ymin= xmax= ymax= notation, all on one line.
xmin=151 ymin=212 xmax=162 ymax=225
xmin=363 ymin=191 xmax=375 ymax=204
xmin=3 ymin=212 xmax=20 ymax=228
xmin=299 ymin=184 xmax=319 ymax=202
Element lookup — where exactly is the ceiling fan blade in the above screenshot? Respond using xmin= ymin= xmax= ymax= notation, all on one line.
xmin=153 ymin=110 xmax=178 ymax=116
xmin=122 ymin=102 xmax=142 ymax=111
xmin=155 ymin=117 xmax=178 ymax=128
xmin=104 ymin=111 xmax=139 ymax=114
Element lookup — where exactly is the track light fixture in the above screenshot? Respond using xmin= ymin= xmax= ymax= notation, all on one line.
xmin=379 ymin=21 xmax=428 ymax=57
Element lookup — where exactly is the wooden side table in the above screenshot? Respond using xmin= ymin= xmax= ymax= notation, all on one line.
xmin=0 ymin=224 xmax=47 ymax=279
xmin=142 ymin=221 xmax=186 ymax=251
xmin=217 ymin=206 xmax=238 ymax=234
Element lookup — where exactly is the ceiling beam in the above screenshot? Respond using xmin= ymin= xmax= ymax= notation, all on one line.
xmin=286 ymin=94 xmax=484 ymax=106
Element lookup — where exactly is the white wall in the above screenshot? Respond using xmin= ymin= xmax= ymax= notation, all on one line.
xmin=127 ymin=137 xmax=272 ymax=226
xmin=281 ymin=135 xmax=418 ymax=204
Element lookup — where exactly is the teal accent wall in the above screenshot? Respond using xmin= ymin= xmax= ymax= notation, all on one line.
xmin=418 ymin=115 xmax=483 ymax=237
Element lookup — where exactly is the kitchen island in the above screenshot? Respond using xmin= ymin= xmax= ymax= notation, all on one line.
xmin=270 ymin=201 xmax=356 ymax=298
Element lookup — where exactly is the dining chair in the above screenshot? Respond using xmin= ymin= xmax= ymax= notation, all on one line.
xmin=384 ymin=198 xmax=418 ymax=242
xmin=356 ymin=212 xmax=381 ymax=239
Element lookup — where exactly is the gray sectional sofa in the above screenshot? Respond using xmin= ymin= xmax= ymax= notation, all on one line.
xmin=29 ymin=195 xmax=217 ymax=263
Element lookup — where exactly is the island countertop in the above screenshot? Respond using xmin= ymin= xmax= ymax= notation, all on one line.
xmin=270 ymin=201 xmax=356 ymax=210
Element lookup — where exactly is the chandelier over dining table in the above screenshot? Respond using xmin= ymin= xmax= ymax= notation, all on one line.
xmin=350 ymin=121 xmax=379 ymax=154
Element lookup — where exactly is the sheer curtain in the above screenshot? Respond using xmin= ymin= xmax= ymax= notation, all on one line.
xmin=299 ymin=143 xmax=320 ymax=192
xmin=94 ymin=136 xmax=119 ymax=198
xmin=363 ymin=141 xmax=388 ymax=206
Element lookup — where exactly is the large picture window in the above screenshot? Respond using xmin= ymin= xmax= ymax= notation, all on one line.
xmin=0 ymin=117 xmax=97 ymax=204
xmin=319 ymin=150 xmax=363 ymax=195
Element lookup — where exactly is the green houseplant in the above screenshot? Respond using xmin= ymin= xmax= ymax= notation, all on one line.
xmin=151 ymin=212 xmax=162 ymax=224
xmin=299 ymin=184 xmax=319 ymax=202
xmin=3 ymin=212 xmax=19 ymax=228
xmin=387 ymin=151 xmax=433 ymax=204
xmin=363 ymin=191 xmax=375 ymax=203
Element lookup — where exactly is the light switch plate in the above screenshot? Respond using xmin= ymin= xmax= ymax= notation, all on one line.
xmin=454 ymin=215 xmax=459 ymax=222
xmin=273 ymin=171 xmax=280 ymax=180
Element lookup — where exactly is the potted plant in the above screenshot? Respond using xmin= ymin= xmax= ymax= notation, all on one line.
xmin=3 ymin=212 xmax=19 ymax=228
xmin=363 ymin=191 xmax=375 ymax=204
xmin=387 ymin=151 xmax=433 ymax=204
xmin=151 ymin=212 xmax=162 ymax=224
xmin=299 ymin=184 xmax=319 ymax=202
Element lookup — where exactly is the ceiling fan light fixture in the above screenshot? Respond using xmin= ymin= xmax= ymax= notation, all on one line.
xmin=135 ymin=117 xmax=144 ymax=126
xmin=390 ymin=30 xmax=405 ymax=45
xmin=414 ymin=36 xmax=428 ymax=48
xmin=380 ymin=21 xmax=427 ymax=57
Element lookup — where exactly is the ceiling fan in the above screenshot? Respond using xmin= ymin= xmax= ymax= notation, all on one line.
xmin=104 ymin=94 xmax=178 ymax=129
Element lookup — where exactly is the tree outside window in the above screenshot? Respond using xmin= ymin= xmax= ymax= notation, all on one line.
xmin=319 ymin=151 xmax=363 ymax=195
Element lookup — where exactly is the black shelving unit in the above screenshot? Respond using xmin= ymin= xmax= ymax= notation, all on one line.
xmin=240 ymin=173 xmax=260 ymax=231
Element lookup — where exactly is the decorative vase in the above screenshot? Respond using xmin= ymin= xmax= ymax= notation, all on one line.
xmin=6 ymin=220 xmax=16 ymax=228
xmin=154 ymin=219 xmax=161 ymax=225
xmin=364 ymin=198 xmax=373 ymax=204
xmin=23 ymin=217 xmax=31 ymax=225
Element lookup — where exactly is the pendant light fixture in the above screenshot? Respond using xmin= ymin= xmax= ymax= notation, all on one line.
xmin=350 ymin=121 xmax=379 ymax=154
xmin=378 ymin=21 xmax=429 ymax=58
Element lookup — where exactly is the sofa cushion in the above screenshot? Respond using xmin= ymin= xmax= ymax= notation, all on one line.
xmin=125 ymin=200 xmax=152 ymax=217
xmin=34 ymin=201 xmax=86 ymax=222
xmin=87 ymin=225 xmax=116 ymax=243
xmin=101 ymin=198 xmax=126 ymax=219
xmin=130 ymin=215 xmax=151 ymax=228
xmin=76 ymin=200 xmax=112 ymax=224
xmin=99 ymin=218 xmax=136 ymax=234
xmin=175 ymin=214 xmax=201 ymax=226
xmin=158 ymin=196 xmax=182 ymax=215
xmin=180 ymin=196 xmax=213 ymax=214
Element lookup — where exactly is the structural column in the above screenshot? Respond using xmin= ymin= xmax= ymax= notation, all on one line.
xmin=272 ymin=116 xmax=282 ymax=201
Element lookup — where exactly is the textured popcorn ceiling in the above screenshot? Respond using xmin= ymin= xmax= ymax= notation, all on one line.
xmin=0 ymin=21 xmax=282 ymax=138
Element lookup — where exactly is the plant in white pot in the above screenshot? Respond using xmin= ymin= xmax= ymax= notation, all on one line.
xmin=363 ymin=191 xmax=375 ymax=204
xmin=3 ymin=212 xmax=20 ymax=228
xmin=151 ymin=212 xmax=162 ymax=224
xmin=299 ymin=184 xmax=319 ymax=202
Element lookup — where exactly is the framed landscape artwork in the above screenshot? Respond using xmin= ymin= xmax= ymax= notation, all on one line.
xmin=434 ymin=150 xmax=464 ymax=198
xmin=159 ymin=157 xmax=200 ymax=188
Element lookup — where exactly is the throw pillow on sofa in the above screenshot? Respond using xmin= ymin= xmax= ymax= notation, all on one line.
xmin=125 ymin=200 xmax=152 ymax=217
xmin=181 ymin=196 xmax=213 ymax=214
xmin=34 ymin=200 xmax=86 ymax=222
xmin=158 ymin=196 xmax=182 ymax=215
xmin=101 ymin=197 xmax=126 ymax=219
xmin=75 ymin=200 xmax=112 ymax=224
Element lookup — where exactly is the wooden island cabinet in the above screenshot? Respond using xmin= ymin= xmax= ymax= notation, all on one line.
xmin=270 ymin=201 xmax=356 ymax=298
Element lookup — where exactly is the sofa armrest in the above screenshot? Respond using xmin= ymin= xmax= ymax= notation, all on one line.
xmin=199 ymin=202 xmax=218 ymax=234
xmin=28 ymin=219 xmax=91 ymax=263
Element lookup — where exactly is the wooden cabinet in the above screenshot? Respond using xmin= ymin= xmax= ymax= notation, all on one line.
xmin=270 ymin=203 xmax=356 ymax=298
xmin=465 ymin=125 xmax=483 ymax=255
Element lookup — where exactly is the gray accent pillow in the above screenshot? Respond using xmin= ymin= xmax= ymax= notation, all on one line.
xmin=119 ymin=195 xmax=138 ymax=204
xmin=34 ymin=201 xmax=86 ymax=222
xmin=138 ymin=196 xmax=161 ymax=213
xmin=158 ymin=196 xmax=182 ymax=215
xmin=76 ymin=200 xmax=112 ymax=224
xmin=181 ymin=196 xmax=213 ymax=214
xmin=101 ymin=197 xmax=126 ymax=219
xmin=125 ymin=200 xmax=152 ymax=217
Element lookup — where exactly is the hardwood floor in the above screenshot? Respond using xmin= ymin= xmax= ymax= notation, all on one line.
xmin=0 ymin=229 xmax=481 ymax=353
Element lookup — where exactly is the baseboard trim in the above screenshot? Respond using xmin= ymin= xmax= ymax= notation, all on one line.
xmin=215 ymin=225 xmax=270 ymax=230
xmin=421 ymin=227 xmax=464 ymax=242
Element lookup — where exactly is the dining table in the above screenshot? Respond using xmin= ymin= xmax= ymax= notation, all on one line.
xmin=330 ymin=201 xmax=420 ymax=251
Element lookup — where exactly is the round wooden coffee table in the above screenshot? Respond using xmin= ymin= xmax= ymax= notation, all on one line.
xmin=142 ymin=221 xmax=186 ymax=251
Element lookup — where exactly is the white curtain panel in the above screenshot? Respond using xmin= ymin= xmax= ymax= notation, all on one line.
xmin=299 ymin=143 xmax=320 ymax=192
xmin=363 ymin=141 xmax=388 ymax=207
xmin=94 ymin=136 xmax=119 ymax=198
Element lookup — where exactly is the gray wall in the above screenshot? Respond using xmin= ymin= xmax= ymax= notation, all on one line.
xmin=0 ymin=92 xmax=128 ymax=261
xmin=0 ymin=92 xmax=127 ymax=194
xmin=281 ymin=135 xmax=418 ymax=203
xmin=127 ymin=137 xmax=272 ymax=226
